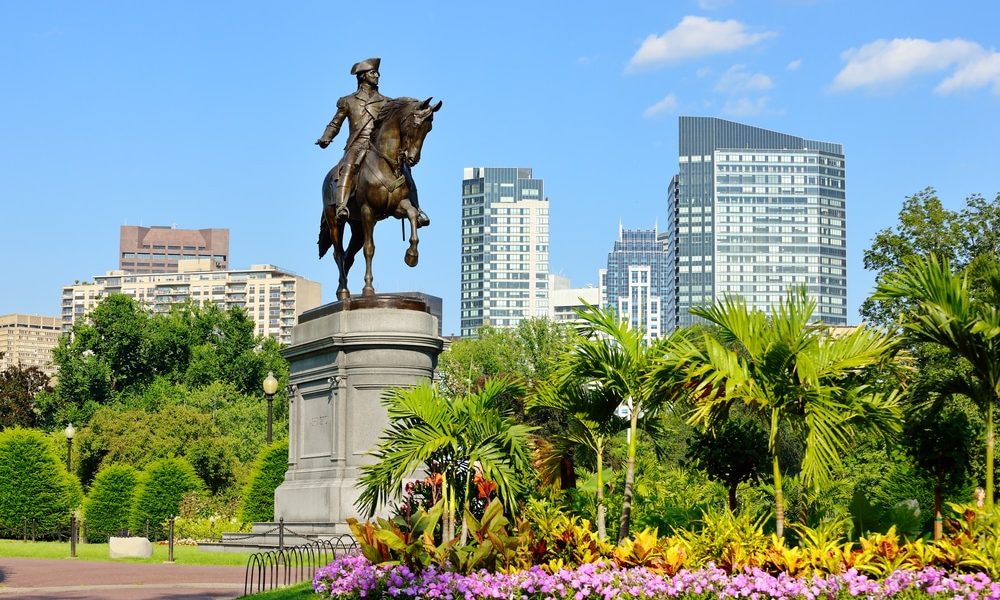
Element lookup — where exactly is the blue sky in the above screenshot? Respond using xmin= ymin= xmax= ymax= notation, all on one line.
xmin=2 ymin=1 xmax=998 ymax=336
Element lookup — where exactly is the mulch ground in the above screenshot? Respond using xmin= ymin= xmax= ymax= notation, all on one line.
xmin=0 ymin=557 xmax=254 ymax=599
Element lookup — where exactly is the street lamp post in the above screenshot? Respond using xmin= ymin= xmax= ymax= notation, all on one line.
xmin=263 ymin=371 xmax=279 ymax=444
xmin=63 ymin=423 xmax=76 ymax=472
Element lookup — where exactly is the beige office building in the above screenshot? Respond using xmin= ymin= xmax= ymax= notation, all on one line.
xmin=0 ymin=314 xmax=62 ymax=375
xmin=119 ymin=225 xmax=229 ymax=274
xmin=62 ymin=261 xmax=321 ymax=345
xmin=547 ymin=275 xmax=600 ymax=325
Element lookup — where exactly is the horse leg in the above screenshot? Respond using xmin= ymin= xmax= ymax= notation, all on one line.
xmin=324 ymin=206 xmax=351 ymax=300
xmin=361 ymin=208 xmax=377 ymax=296
xmin=344 ymin=220 xmax=364 ymax=286
xmin=402 ymin=200 xmax=420 ymax=268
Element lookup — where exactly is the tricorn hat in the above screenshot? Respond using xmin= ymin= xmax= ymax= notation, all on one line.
xmin=350 ymin=57 xmax=381 ymax=75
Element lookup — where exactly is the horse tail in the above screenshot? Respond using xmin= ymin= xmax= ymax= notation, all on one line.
xmin=319 ymin=168 xmax=337 ymax=259
xmin=318 ymin=209 xmax=332 ymax=259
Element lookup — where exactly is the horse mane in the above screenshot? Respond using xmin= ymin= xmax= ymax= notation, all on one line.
xmin=375 ymin=97 xmax=419 ymax=126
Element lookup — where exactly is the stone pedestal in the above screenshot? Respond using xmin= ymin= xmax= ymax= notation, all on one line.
xmin=273 ymin=294 xmax=442 ymax=531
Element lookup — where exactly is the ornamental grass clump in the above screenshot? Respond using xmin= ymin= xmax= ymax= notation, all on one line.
xmin=314 ymin=556 xmax=1000 ymax=600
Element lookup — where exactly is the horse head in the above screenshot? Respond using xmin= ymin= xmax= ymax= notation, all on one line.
xmin=400 ymin=97 xmax=442 ymax=168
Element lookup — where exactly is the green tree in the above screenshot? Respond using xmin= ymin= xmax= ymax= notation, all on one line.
xmin=240 ymin=439 xmax=289 ymax=523
xmin=875 ymin=254 xmax=1000 ymax=511
xmin=661 ymin=290 xmax=901 ymax=537
xmin=130 ymin=457 xmax=203 ymax=539
xmin=75 ymin=405 xmax=231 ymax=488
xmin=0 ymin=427 xmax=82 ymax=535
xmin=686 ymin=414 xmax=770 ymax=512
xmin=0 ymin=364 xmax=51 ymax=429
xmin=902 ymin=402 xmax=976 ymax=539
xmin=529 ymin=380 xmax=629 ymax=539
xmin=356 ymin=378 xmax=535 ymax=534
xmin=83 ymin=464 xmax=140 ymax=542
xmin=438 ymin=318 xmax=572 ymax=397
xmin=561 ymin=302 xmax=683 ymax=543
xmin=52 ymin=297 xmax=288 ymax=420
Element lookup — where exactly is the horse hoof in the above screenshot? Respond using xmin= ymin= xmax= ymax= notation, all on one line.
xmin=337 ymin=289 xmax=350 ymax=301
xmin=362 ymin=287 xmax=375 ymax=297
xmin=405 ymin=249 xmax=419 ymax=267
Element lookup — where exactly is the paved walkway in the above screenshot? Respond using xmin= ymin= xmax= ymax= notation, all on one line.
xmin=0 ymin=558 xmax=251 ymax=599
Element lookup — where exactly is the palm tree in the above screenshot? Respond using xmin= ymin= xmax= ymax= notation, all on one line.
xmin=529 ymin=380 xmax=629 ymax=539
xmin=875 ymin=254 xmax=1000 ymax=511
xmin=561 ymin=302 xmax=685 ymax=543
xmin=658 ymin=289 xmax=901 ymax=537
xmin=356 ymin=378 xmax=535 ymax=530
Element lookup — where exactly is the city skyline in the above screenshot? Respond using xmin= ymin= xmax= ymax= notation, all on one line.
xmin=3 ymin=2 xmax=998 ymax=336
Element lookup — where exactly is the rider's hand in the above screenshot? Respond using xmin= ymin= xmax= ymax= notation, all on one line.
xmin=316 ymin=139 xmax=330 ymax=149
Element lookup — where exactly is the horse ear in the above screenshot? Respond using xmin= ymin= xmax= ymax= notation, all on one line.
xmin=419 ymin=97 xmax=432 ymax=110
xmin=431 ymin=100 xmax=442 ymax=112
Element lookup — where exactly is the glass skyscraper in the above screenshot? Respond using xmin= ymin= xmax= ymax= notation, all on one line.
xmin=599 ymin=226 xmax=670 ymax=340
xmin=460 ymin=167 xmax=549 ymax=338
xmin=669 ymin=117 xmax=848 ymax=328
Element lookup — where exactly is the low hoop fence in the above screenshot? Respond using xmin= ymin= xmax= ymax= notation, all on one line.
xmin=244 ymin=533 xmax=357 ymax=596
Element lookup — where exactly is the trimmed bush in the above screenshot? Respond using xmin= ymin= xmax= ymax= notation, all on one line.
xmin=0 ymin=427 xmax=81 ymax=536
xmin=240 ymin=439 xmax=288 ymax=523
xmin=130 ymin=457 xmax=203 ymax=539
xmin=83 ymin=464 xmax=140 ymax=542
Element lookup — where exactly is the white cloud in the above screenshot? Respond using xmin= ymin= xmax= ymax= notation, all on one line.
xmin=643 ymin=93 xmax=679 ymax=118
xmin=936 ymin=53 xmax=1000 ymax=95
xmin=715 ymin=64 xmax=773 ymax=93
xmin=786 ymin=59 xmax=802 ymax=71
xmin=627 ymin=16 xmax=776 ymax=71
xmin=831 ymin=37 xmax=983 ymax=91
xmin=722 ymin=96 xmax=777 ymax=117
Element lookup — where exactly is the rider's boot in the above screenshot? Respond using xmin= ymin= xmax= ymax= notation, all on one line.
xmin=416 ymin=209 xmax=430 ymax=228
xmin=335 ymin=163 xmax=357 ymax=223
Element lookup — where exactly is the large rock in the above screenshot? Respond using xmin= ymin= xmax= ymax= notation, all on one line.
xmin=109 ymin=536 xmax=153 ymax=559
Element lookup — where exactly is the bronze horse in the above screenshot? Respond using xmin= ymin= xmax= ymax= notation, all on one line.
xmin=318 ymin=97 xmax=442 ymax=299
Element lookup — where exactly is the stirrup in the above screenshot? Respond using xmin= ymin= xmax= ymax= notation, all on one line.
xmin=416 ymin=210 xmax=430 ymax=228
xmin=336 ymin=205 xmax=350 ymax=222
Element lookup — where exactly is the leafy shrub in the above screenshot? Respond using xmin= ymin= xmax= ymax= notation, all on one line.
xmin=0 ymin=427 xmax=82 ymax=536
xmin=83 ymin=464 xmax=140 ymax=541
xmin=130 ymin=457 xmax=203 ymax=539
xmin=186 ymin=437 xmax=237 ymax=494
xmin=173 ymin=515 xmax=249 ymax=542
xmin=240 ymin=439 xmax=288 ymax=523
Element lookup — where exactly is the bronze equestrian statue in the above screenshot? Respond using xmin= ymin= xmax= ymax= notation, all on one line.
xmin=316 ymin=57 xmax=441 ymax=299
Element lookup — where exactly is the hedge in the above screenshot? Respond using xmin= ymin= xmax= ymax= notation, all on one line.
xmin=130 ymin=457 xmax=203 ymax=539
xmin=240 ymin=439 xmax=289 ymax=523
xmin=83 ymin=464 xmax=140 ymax=541
xmin=0 ymin=427 xmax=81 ymax=537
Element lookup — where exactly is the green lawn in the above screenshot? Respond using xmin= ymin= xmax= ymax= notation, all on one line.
xmin=0 ymin=540 xmax=253 ymax=566
xmin=239 ymin=581 xmax=315 ymax=598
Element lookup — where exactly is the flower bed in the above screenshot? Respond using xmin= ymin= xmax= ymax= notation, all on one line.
xmin=313 ymin=554 xmax=1000 ymax=600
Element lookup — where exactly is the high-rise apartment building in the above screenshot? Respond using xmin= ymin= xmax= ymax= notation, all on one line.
xmin=460 ymin=167 xmax=549 ymax=338
xmin=668 ymin=117 xmax=848 ymax=328
xmin=0 ymin=314 xmax=62 ymax=375
xmin=62 ymin=261 xmax=321 ymax=345
xmin=119 ymin=225 xmax=229 ymax=274
xmin=598 ymin=227 xmax=671 ymax=340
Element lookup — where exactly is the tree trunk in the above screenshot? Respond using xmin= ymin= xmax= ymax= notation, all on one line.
xmin=596 ymin=439 xmax=606 ymax=540
xmin=617 ymin=401 xmax=639 ymax=544
xmin=934 ymin=480 xmax=943 ymax=541
xmin=988 ymin=402 xmax=995 ymax=513
xmin=773 ymin=454 xmax=784 ymax=539
xmin=728 ymin=482 xmax=738 ymax=512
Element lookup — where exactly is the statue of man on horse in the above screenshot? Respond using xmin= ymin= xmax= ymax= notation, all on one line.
xmin=315 ymin=57 xmax=442 ymax=300
xmin=316 ymin=57 xmax=429 ymax=227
